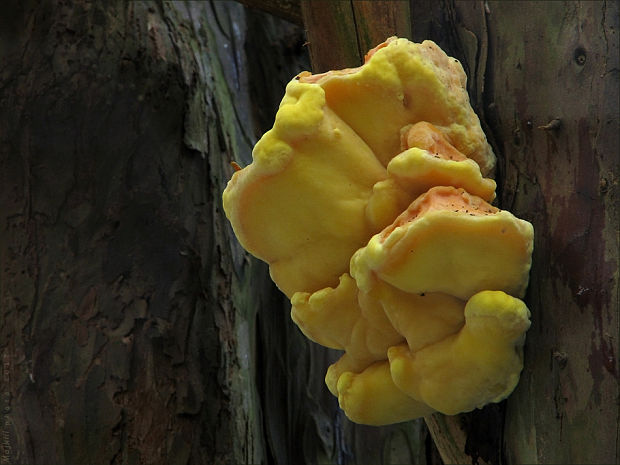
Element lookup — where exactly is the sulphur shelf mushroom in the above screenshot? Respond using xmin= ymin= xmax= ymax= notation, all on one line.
xmin=223 ymin=37 xmax=534 ymax=425
xmin=222 ymin=37 xmax=496 ymax=297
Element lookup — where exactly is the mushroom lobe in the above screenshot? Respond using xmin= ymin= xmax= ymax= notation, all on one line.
xmin=351 ymin=186 xmax=534 ymax=300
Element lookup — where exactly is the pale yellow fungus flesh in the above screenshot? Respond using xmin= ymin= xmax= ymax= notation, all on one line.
xmin=351 ymin=186 xmax=534 ymax=300
xmin=222 ymin=37 xmax=534 ymax=425
xmin=388 ymin=290 xmax=531 ymax=415
xmin=337 ymin=361 xmax=435 ymax=425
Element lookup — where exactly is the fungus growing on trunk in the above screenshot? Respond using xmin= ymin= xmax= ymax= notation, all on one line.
xmin=388 ymin=290 xmax=531 ymax=415
xmin=222 ymin=37 xmax=534 ymax=425
xmin=350 ymin=186 xmax=534 ymax=300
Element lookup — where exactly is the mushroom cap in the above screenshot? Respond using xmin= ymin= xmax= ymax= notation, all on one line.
xmin=291 ymin=273 xmax=360 ymax=350
xmin=336 ymin=361 xmax=435 ymax=425
xmin=294 ymin=274 xmax=468 ymax=405
xmin=374 ymin=281 xmax=465 ymax=353
xmin=388 ymin=290 xmax=531 ymax=415
xmin=300 ymin=37 xmax=495 ymax=175
xmin=388 ymin=122 xmax=496 ymax=201
xmin=292 ymin=273 xmax=403 ymax=379
xmin=223 ymin=38 xmax=498 ymax=299
xmin=351 ymin=186 xmax=534 ymax=300
xmin=223 ymin=80 xmax=387 ymax=297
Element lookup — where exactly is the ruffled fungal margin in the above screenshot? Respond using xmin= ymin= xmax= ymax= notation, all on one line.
xmin=223 ymin=37 xmax=534 ymax=425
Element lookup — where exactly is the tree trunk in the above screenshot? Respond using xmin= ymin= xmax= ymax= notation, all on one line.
xmin=410 ymin=2 xmax=619 ymax=463
xmin=296 ymin=0 xmax=619 ymax=464
xmin=1 ymin=1 xmax=617 ymax=465
xmin=0 ymin=1 xmax=305 ymax=464
xmin=0 ymin=1 xmax=438 ymax=464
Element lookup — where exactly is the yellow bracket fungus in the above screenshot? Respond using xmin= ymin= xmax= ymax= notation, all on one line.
xmin=351 ymin=186 xmax=534 ymax=300
xmin=337 ymin=361 xmax=435 ymax=426
xmin=388 ymin=290 xmax=531 ymax=415
xmin=223 ymin=37 xmax=534 ymax=425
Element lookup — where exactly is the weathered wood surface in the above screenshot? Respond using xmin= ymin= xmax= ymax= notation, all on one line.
xmin=237 ymin=0 xmax=302 ymax=25
xmin=484 ymin=2 xmax=619 ymax=464
xmin=418 ymin=2 xmax=619 ymax=463
xmin=300 ymin=0 xmax=619 ymax=464
xmin=301 ymin=0 xmax=411 ymax=71
xmin=0 ymin=1 xmax=304 ymax=464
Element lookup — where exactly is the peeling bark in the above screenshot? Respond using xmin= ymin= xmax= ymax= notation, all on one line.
xmin=0 ymin=1 xmax=298 ymax=464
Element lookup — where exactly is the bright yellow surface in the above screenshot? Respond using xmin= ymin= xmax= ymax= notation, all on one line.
xmin=337 ymin=361 xmax=435 ymax=425
xmin=291 ymin=274 xmax=360 ymax=350
xmin=387 ymin=147 xmax=496 ymax=201
xmin=223 ymin=81 xmax=387 ymax=297
xmin=388 ymin=290 xmax=531 ymax=415
xmin=374 ymin=281 xmax=465 ymax=352
xmin=365 ymin=178 xmax=412 ymax=231
xmin=305 ymin=38 xmax=495 ymax=175
xmin=223 ymin=39 xmax=499 ymax=298
xmin=351 ymin=187 xmax=534 ymax=300
xmin=223 ymin=37 xmax=535 ymax=425
xmin=292 ymin=273 xmax=405 ymax=396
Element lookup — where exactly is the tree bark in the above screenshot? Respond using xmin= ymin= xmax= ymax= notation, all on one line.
xmin=408 ymin=2 xmax=619 ymax=463
xmin=300 ymin=0 xmax=411 ymax=71
xmin=0 ymin=1 xmax=306 ymax=464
